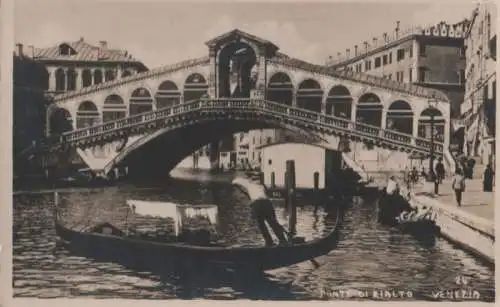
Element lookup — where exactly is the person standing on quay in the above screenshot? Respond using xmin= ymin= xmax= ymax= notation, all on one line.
xmin=483 ymin=164 xmax=494 ymax=192
xmin=451 ymin=169 xmax=466 ymax=207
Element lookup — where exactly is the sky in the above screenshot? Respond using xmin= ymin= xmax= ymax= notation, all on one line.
xmin=14 ymin=0 xmax=480 ymax=68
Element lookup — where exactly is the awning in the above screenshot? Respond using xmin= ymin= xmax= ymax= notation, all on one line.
xmin=127 ymin=200 xmax=218 ymax=236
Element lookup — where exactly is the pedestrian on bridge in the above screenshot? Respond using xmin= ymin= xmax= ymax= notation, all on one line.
xmin=452 ymin=169 xmax=466 ymax=207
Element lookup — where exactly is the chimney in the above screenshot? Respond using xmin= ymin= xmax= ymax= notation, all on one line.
xmin=15 ymin=43 xmax=23 ymax=57
xmin=346 ymin=48 xmax=350 ymax=58
xmin=354 ymin=45 xmax=358 ymax=56
xmin=337 ymin=52 xmax=341 ymax=58
xmin=373 ymin=37 xmax=378 ymax=47
xmin=27 ymin=45 xmax=34 ymax=58
xmin=99 ymin=40 xmax=108 ymax=49
xmin=363 ymin=41 xmax=368 ymax=51
xmin=383 ymin=32 xmax=388 ymax=42
xmin=79 ymin=36 xmax=84 ymax=42
xmin=396 ymin=21 xmax=401 ymax=38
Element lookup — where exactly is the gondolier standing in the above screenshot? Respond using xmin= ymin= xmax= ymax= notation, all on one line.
xmin=233 ymin=177 xmax=289 ymax=246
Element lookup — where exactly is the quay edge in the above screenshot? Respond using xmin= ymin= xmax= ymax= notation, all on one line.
xmin=409 ymin=194 xmax=494 ymax=265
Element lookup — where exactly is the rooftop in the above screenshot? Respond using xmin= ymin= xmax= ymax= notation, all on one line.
xmin=326 ymin=19 xmax=469 ymax=67
xmin=28 ymin=37 xmax=142 ymax=63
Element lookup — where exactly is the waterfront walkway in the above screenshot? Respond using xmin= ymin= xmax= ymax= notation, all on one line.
xmin=411 ymin=177 xmax=494 ymax=222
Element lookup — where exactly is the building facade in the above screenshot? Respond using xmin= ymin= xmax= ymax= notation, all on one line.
xmin=15 ymin=38 xmax=148 ymax=96
xmin=461 ymin=2 xmax=496 ymax=165
xmin=326 ymin=20 xmax=468 ymax=118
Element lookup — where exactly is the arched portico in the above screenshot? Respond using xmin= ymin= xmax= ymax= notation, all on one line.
xmin=129 ymin=87 xmax=154 ymax=116
xmin=297 ymin=79 xmax=323 ymax=113
xmin=183 ymin=73 xmax=208 ymax=102
xmin=103 ymin=94 xmax=127 ymax=122
xmin=326 ymin=85 xmax=352 ymax=119
xmin=156 ymin=80 xmax=181 ymax=109
xmin=386 ymin=100 xmax=413 ymax=135
xmin=266 ymin=72 xmax=293 ymax=105
xmin=418 ymin=107 xmax=445 ymax=142
xmin=356 ymin=93 xmax=383 ymax=127
xmin=76 ymin=101 xmax=100 ymax=129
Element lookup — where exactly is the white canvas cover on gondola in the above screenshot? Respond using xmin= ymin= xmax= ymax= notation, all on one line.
xmin=126 ymin=200 xmax=218 ymax=236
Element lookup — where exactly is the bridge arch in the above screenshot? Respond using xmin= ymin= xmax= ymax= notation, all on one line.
xmin=266 ymin=72 xmax=294 ymax=105
xmin=66 ymin=68 xmax=77 ymax=91
xmin=418 ymin=107 xmax=445 ymax=142
xmin=386 ymin=100 xmax=413 ymax=134
xmin=183 ymin=73 xmax=208 ymax=102
xmin=297 ymin=78 xmax=323 ymax=112
xmin=82 ymin=69 xmax=92 ymax=88
xmin=103 ymin=118 xmax=325 ymax=177
xmin=103 ymin=94 xmax=127 ymax=122
xmin=356 ymin=93 xmax=382 ymax=127
xmin=76 ymin=101 xmax=100 ymax=129
xmin=55 ymin=68 xmax=66 ymax=91
xmin=156 ymin=80 xmax=181 ymax=109
xmin=129 ymin=87 xmax=154 ymax=116
xmin=326 ymin=85 xmax=352 ymax=118
xmin=94 ymin=70 xmax=103 ymax=85
xmin=49 ymin=107 xmax=73 ymax=134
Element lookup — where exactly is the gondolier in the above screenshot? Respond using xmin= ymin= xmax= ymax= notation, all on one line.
xmin=232 ymin=177 xmax=289 ymax=246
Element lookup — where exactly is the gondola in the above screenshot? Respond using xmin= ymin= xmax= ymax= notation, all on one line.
xmin=54 ymin=201 xmax=342 ymax=274
xmin=376 ymin=192 xmax=440 ymax=239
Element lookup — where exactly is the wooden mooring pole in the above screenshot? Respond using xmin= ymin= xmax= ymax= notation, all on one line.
xmin=286 ymin=160 xmax=297 ymax=236
xmin=313 ymin=171 xmax=319 ymax=213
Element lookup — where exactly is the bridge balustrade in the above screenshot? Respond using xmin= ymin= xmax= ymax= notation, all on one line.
xmin=52 ymin=97 xmax=445 ymax=155
xmin=383 ymin=130 xmax=413 ymax=145
xmin=318 ymin=114 xmax=351 ymax=130
xmin=353 ymin=122 xmax=380 ymax=137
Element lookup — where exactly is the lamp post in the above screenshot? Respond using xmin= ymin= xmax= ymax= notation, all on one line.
xmin=427 ymin=99 xmax=439 ymax=193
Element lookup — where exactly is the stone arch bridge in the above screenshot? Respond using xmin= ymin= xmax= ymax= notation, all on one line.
xmin=34 ymin=29 xmax=454 ymax=178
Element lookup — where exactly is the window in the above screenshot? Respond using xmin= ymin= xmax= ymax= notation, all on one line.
xmin=268 ymin=159 xmax=272 ymax=165
xmin=374 ymin=57 xmax=381 ymax=68
xmin=388 ymin=74 xmax=392 ymax=80
xmin=459 ymin=69 xmax=465 ymax=84
xmin=389 ymin=52 xmax=392 ymax=64
xmin=382 ymin=55 xmax=388 ymax=65
xmin=409 ymin=68 xmax=413 ymax=82
xmin=420 ymin=44 xmax=426 ymax=56
xmin=365 ymin=60 xmax=371 ymax=71
xmin=266 ymin=137 xmax=272 ymax=144
xmin=409 ymin=47 xmax=413 ymax=58
xmin=397 ymin=49 xmax=405 ymax=61
xmin=419 ymin=68 xmax=426 ymax=82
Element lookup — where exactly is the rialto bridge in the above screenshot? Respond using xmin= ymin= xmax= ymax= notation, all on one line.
xmin=35 ymin=29 xmax=454 ymax=178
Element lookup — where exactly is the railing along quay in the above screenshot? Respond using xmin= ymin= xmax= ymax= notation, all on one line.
xmin=51 ymin=98 xmax=443 ymax=154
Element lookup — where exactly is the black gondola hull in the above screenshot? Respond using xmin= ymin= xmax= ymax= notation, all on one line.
xmin=55 ymin=208 xmax=342 ymax=273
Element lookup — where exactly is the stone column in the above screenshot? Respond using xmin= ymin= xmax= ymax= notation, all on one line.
xmin=412 ymin=39 xmax=419 ymax=83
xmin=255 ymin=47 xmax=267 ymax=97
xmin=351 ymin=102 xmax=357 ymax=123
xmin=412 ymin=115 xmax=420 ymax=143
xmin=48 ymin=67 xmax=56 ymax=92
xmin=381 ymin=108 xmax=388 ymax=130
xmin=75 ymin=68 xmax=82 ymax=91
xmin=321 ymin=94 xmax=327 ymax=114
xmin=292 ymin=91 xmax=297 ymax=107
xmin=208 ymin=47 xmax=217 ymax=98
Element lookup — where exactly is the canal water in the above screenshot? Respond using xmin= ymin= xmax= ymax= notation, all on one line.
xmin=12 ymin=169 xmax=495 ymax=301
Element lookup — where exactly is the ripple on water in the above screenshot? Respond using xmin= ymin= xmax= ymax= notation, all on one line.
xmin=12 ymin=175 xmax=495 ymax=301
